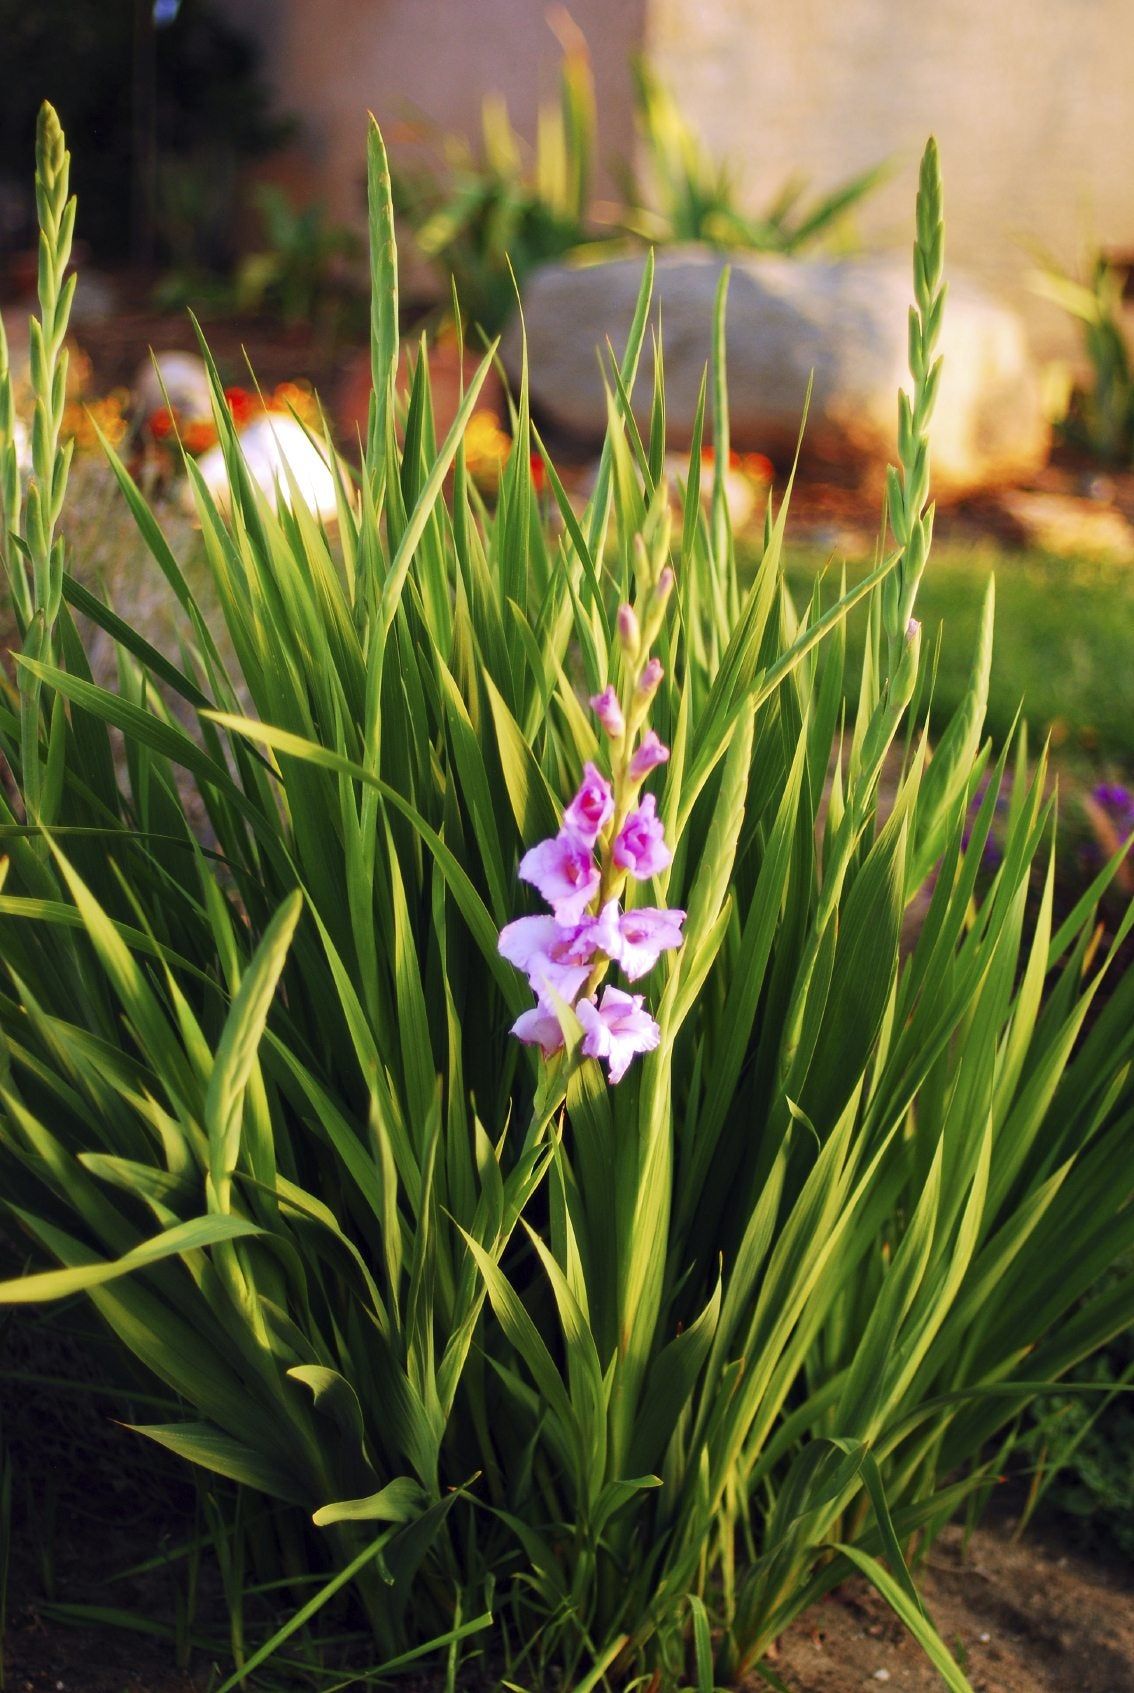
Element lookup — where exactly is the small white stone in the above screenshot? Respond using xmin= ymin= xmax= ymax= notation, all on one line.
xmin=135 ymin=350 xmax=213 ymax=425
xmin=872 ymin=1672 xmax=891 ymax=1683
xmin=979 ymin=1630 xmax=991 ymax=1643
xmin=190 ymin=413 xmax=347 ymax=522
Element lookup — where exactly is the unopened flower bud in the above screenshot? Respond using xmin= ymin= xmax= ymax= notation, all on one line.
xmin=617 ymin=603 xmax=641 ymax=658
xmin=636 ymin=656 xmax=663 ymax=701
xmin=653 ymin=565 xmax=675 ymax=608
xmin=628 ymin=730 xmax=670 ymax=781
xmin=590 ymin=685 xmax=625 ymax=739
xmin=892 ymin=615 xmax=921 ymax=712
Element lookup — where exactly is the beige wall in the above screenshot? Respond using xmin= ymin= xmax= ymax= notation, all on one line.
xmin=237 ymin=0 xmax=647 ymax=224
xmin=646 ymin=0 xmax=1134 ymax=359
xmin=237 ymin=0 xmax=1134 ymax=359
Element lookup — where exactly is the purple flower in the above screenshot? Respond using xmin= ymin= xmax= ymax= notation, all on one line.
xmin=628 ymin=730 xmax=670 ymax=782
xmin=563 ymin=763 xmax=615 ymax=846
xmin=511 ymin=1004 xmax=566 ymax=1055
xmin=518 ymin=830 xmax=600 ymax=924
xmin=498 ymin=902 xmax=620 ymax=1001
xmin=498 ymin=915 xmax=591 ymax=1002
xmin=576 ymin=986 xmax=660 ymax=1084
xmin=590 ymin=685 xmax=625 ymax=739
xmin=612 ymin=794 xmax=671 ymax=880
xmin=615 ymin=906 xmax=686 ymax=980
xmin=1093 ymin=782 xmax=1134 ymax=820
xmin=617 ymin=603 xmax=640 ymax=655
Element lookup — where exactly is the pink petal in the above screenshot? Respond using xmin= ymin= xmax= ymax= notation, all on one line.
xmin=529 ymin=957 xmax=592 ymax=1004
xmin=628 ymin=731 xmax=670 ymax=782
xmin=575 ymin=995 xmax=608 ymax=1062
xmin=636 ymin=656 xmax=663 ymax=701
xmin=498 ymin=915 xmax=565 ymax=971
xmin=511 ymin=1004 xmax=566 ymax=1055
xmin=616 ymin=907 xmax=686 ymax=980
xmin=576 ymin=985 xmax=660 ymax=1083
xmin=563 ymin=762 xmax=615 ymax=846
xmin=518 ymin=830 xmax=600 ymax=923
xmin=612 ymin=795 xmax=672 ymax=880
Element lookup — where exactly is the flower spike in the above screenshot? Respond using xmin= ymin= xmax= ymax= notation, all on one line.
xmin=499 ymin=557 xmax=683 ymax=1084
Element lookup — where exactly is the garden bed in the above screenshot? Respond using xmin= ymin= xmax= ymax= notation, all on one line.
xmin=772 ymin=1517 xmax=1134 ymax=1693
xmin=5 ymin=1515 xmax=1133 ymax=1692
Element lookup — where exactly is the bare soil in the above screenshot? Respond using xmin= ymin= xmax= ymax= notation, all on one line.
xmin=769 ymin=1520 xmax=1134 ymax=1693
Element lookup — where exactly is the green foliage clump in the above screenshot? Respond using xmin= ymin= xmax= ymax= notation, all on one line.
xmin=0 ymin=108 xmax=1132 ymax=1692
xmin=625 ymin=58 xmax=889 ymax=255
xmin=1012 ymin=1262 xmax=1134 ymax=1560
xmin=395 ymin=45 xmax=888 ymax=338
xmin=394 ymin=35 xmax=598 ymax=335
xmin=1033 ymin=253 xmax=1134 ymax=464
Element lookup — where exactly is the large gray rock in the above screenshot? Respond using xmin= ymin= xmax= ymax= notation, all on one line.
xmin=505 ymin=249 xmax=1048 ymax=494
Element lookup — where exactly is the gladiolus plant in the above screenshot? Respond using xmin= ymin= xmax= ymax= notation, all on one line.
xmin=0 ymin=108 xmax=1131 ymax=1692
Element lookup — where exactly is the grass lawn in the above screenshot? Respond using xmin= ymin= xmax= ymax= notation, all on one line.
xmin=781 ymin=540 xmax=1134 ymax=774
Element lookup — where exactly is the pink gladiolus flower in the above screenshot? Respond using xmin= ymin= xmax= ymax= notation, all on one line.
xmin=498 ymin=915 xmax=591 ymax=1002
xmin=518 ymin=830 xmax=600 ymax=923
xmin=576 ymin=986 xmax=661 ymax=1083
xmin=498 ymin=902 xmax=619 ymax=1001
xmin=615 ymin=906 xmax=686 ymax=980
xmin=612 ymin=794 xmax=671 ymax=879
xmin=590 ymin=685 xmax=625 ymax=739
xmin=628 ymin=730 xmax=669 ymax=782
xmin=511 ymin=1004 xmax=566 ymax=1055
xmin=617 ymin=603 xmax=640 ymax=655
xmin=563 ymin=762 xmax=615 ymax=846
xmin=585 ymin=897 xmax=623 ymax=960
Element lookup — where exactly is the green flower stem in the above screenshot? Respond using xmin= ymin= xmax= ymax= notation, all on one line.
xmin=18 ymin=104 xmax=76 ymax=827
xmin=884 ymin=137 xmax=945 ymax=678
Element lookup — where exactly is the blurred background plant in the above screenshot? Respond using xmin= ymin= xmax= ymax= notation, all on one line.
xmin=391 ymin=38 xmax=892 ymax=338
xmin=622 ymin=57 xmax=890 ymax=254
xmin=233 ymin=187 xmax=364 ymax=331
xmin=0 ymin=0 xmax=290 ymax=271
xmin=1031 ymin=252 xmax=1134 ymax=464
xmin=392 ymin=12 xmax=602 ymax=335
xmin=154 ymin=184 xmax=366 ymax=344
